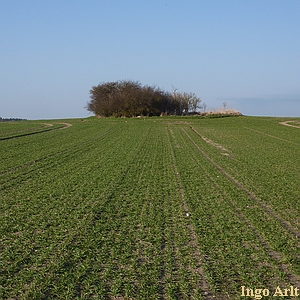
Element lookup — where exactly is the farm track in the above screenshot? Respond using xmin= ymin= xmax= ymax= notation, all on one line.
xmin=166 ymin=124 xmax=299 ymax=297
xmin=179 ymin=126 xmax=300 ymax=288
xmin=0 ymin=127 xmax=115 ymax=179
xmin=1 ymin=124 xmax=151 ymax=299
xmin=187 ymin=122 xmax=299 ymax=230
xmin=244 ymin=127 xmax=299 ymax=145
xmin=187 ymin=126 xmax=300 ymax=240
xmin=0 ymin=125 xmax=52 ymax=135
xmin=0 ymin=123 xmax=72 ymax=140
xmin=1 ymin=117 xmax=299 ymax=299
xmin=55 ymin=122 xmax=73 ymax=129
xmin=279 ymin=120 xmax=300 ymax=129
xmin=3 ymin=123 xmax=196 ymax=299
xmin=167 ymin=126 xmax=217 ymax=300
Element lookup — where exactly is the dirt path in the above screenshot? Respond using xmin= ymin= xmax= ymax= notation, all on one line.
xmin=41 ymin=122 xmax=72 ymax=129
xmin=58 ymin=122 xmax=73 ymax=129
xmin=279 ymin=120 xmax=300 ymax=128
xmin=41 ymin=123 xmax=54 ymax=127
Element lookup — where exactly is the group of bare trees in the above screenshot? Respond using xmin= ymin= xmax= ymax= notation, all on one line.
xmin=86 ymin=80 xmax=202 ymax=117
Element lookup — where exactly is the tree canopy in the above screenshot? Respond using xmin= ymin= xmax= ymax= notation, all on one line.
xmin=86 ymin=80 xmax=202 ymax=117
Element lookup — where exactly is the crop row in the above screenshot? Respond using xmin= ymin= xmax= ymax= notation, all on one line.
xmin=0 ymin=122 xmax=66 ymax=140
xmin=1 ymin=120 xmax=205 ymax=299
xmin=167 ymin=122 xmax=299 ymax=297
xmin=187 ymin=117 xmax=299 ymax=232
xmin=1 ymin=117 xmax=298 ymax=299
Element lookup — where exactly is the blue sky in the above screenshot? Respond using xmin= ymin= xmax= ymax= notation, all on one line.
xmin=1 ymin=0 xmax=299 ymax=119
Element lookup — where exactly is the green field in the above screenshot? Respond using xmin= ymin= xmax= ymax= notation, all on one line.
xmin=0 ymin=116 xmax=299 ymax=299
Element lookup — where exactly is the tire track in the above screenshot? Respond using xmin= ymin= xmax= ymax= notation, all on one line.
xmin=279 ymin=120 xmax=300 ymax=129
xmin=244 ymin=127 xmax=299 ymax=145
xmin=0 ymin=128 xmax=116 ymax=178
xmin=159 ymin=198 xmax=167 ymax=300
xmin=55 ymin=122 xmax=73 ymax=129
xmin=0 ymin=124 xmax=51 ymax=136
xmin=0 ymin=126 xmax=58 ymax=140
xmin=0 ymin=123 xmax=72 ymax=141
xmin=181 ymin=133 xmax=300 ymax=287
xmin=186 ymin=126 xmax=300 ymax=240
xmin=2 ymin=126 xmax=149 ymax=299
xmin=167 ymin=125 xmax=217 ymax=300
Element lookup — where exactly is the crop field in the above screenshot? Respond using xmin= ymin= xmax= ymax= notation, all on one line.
xmin=0 ymin=116 xmax=299 ymax=299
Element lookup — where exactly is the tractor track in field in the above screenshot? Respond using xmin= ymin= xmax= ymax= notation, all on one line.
xmin=159 ymin=196 xmax=167 ymax=300
xmin=0 ymin=125 xmax=51 ymax=135
xmin=167 ymin=126 xmax=217 ymax=300
xmin=0 ymin=123 xmax=72 ymax=141
xmin=185 ymin=126 xmax=300 ymax=240
xmin=211 ymin=172 xmax=299 ymax=286
xmin=0 ymin=128 xmax=115 ymax=178
xmin=279 ymin=120 xmax=300 ymax=129
xmin=182 ymin=132 xmax=300 ymax=287
xmin=244 ymin=127 xmax=299 ymax=145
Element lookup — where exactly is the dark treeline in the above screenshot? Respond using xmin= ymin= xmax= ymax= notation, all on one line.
xmin=86 ymin=80 xmax=202 ymax=117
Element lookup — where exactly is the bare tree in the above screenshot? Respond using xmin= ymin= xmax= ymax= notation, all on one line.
xmin=188 ymin=93 xmax=202 ymax=113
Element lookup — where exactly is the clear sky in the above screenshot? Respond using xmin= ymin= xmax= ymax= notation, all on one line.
xmin=1 ymin=0 xmax=299 ymax=119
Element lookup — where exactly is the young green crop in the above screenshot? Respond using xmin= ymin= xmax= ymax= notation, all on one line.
xmin=0 ymin=116 xmax=299 ymax=299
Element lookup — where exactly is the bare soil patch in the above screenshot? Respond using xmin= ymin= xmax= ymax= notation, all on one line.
xmin=57 ymin=122 xmax=73 ymax=129
xmin=279 ymin=120 xmax=300 ymax=128
xmin=41 ymin=123 xmax=54 ymax=127
xmin=41 ymin=122 xmax=72 ymax=129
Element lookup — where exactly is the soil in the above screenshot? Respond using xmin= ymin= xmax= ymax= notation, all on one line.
xmin=279 ymin=120 xmax=300 ymax=128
